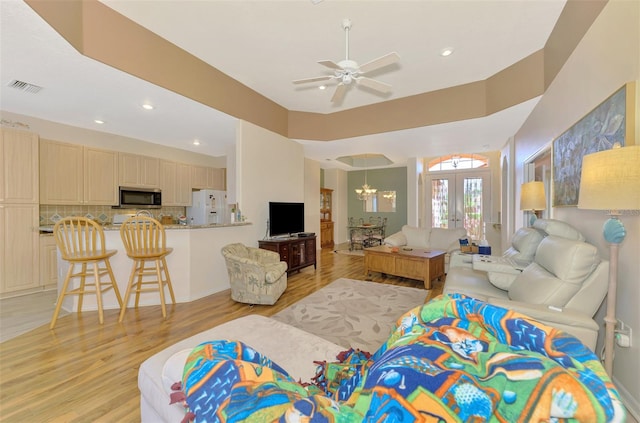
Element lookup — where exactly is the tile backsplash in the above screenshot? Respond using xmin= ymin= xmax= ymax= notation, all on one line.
xmin=39 ymin=205 xmax=186 ymax=225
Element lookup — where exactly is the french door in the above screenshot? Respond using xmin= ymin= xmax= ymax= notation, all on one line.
xmin=427 ymin=171 xmax=491 ymax=241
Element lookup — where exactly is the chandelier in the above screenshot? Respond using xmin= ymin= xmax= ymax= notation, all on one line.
xmin=355 ymin=165 xmax=377 ymax=200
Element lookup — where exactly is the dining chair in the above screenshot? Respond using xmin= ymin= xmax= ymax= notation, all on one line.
xmin=50 ymin=216 xmax=123 ymax=329
xmin=118 ymin=216 xmax=176 ymax=322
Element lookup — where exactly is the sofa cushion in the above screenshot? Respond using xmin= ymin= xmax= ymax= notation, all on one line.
xmin=508 ymin=263 xmax=580 ymax=307
xmin=429 ymin=227 xmax=468 ymax=252
xmin=384 ymin=231 xmax=407 ymax=247
xmin=502 ymin=227 xmax=544 ymax=264
xmin=534 ymin=236 xmax=599 ymax=283
xmin=442 ymin=267 xmax=509 ymax=301
xmin=533 ymin=219 xmax=585 ymax=241
xmin=508 ymin=236 xmax=600 ymax=307
xmin=487 ymin=272 xmax=519 ymax=290
xmin=401 ymin=225 xmax=429 ymax=248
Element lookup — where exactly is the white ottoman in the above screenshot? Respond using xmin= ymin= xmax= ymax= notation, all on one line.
xmin=138 ymin=314 xmax=345 ymax=422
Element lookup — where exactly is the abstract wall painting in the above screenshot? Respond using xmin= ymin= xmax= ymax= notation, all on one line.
xmin=552 ymin=84 xmax=632 ymax=207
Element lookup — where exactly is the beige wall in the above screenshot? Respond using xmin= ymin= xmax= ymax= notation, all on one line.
xmin=513 ymin=0 xmax=640 ymax=416
xmin=235 ymin=120 xmax=305 ymax=244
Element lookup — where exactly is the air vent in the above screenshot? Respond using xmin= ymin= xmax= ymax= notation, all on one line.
xmin=7 ymin=79 xmax=43 ymax=94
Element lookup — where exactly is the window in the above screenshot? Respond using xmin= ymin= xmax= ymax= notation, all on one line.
xmin=428 ymin=154 xmax=489 ymax=171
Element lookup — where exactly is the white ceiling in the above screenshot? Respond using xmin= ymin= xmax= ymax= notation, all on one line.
xmin=0 ymin=0 xmax=566 ymax=169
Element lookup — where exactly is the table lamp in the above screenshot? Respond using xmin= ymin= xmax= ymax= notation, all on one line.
xmin=578 ymin=143 xmax=640 ymax=376
xmin=520 ymin=181 xmax=546 ymax=226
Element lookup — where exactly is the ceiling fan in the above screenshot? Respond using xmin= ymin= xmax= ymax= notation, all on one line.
xmin=293 ymin=19 xmax=400 ymax=104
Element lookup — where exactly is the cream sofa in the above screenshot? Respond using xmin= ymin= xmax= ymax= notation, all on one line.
xmin=444 ymin=233 xmax=608 ymax=350
xmin=384 ymin=225 xmax=468 ymax=273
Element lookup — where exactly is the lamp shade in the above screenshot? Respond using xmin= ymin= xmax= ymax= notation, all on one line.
xmin=578 ymin=145 xmax=640 ymax=211
xmin=520 ymin=181 xmax=546 ymax=211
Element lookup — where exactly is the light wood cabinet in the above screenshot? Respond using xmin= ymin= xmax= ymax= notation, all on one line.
xmin=320 ymin=188 xmax=334 ymax=249
xmin=191 ymin=165 xmax=225 ymax=190
xmin=84 ymin=147 xmax=118 ymax=204
xmin=40 ymin=140 xmax=117 ymax=205
xmin=320 ymin=221 xmax=334 ymax=249
xmin=1 ymin=128 xmax=40 ymax=295
xmin=0 ymin=204 xmax=40 ymax=295
xmin=161 ymin=160 xmax=192 ymax=206
xmin=40 ymin=140 xmax=83 ymax=204
xmin=119 ymin=153 xmax=160 ymax=188
xmin=39 ymin=235 xmax=58 ymax=290
xmin=1 ymin=128 xmax=39 ymax=204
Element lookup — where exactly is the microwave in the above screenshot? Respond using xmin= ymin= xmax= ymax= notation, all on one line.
xmin=117 ymin=187 xmax=162 ymax=209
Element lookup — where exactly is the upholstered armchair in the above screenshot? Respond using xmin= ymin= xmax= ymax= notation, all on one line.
xmin=221 ymin=243 xmax=288 ymax=305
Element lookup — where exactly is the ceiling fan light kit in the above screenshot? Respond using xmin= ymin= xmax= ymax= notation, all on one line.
xmin=293 ymin=18 xmax=399 ymax=103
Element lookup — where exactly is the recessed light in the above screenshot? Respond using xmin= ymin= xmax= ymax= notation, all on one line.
xmin=440 ymin=48 xmax=454 ymax=57
xmin=142 ymin=104 xmax=154 ymax=110
xmin=319 ymin=85 xmax=326 ymax=90
xmin=94 ymin=119 xmax=105 ymax=124
xmin=193 ymin=140 xmax=200 ymax=146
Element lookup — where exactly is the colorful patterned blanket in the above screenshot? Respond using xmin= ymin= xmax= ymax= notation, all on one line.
xmin=179 ymin=294 xmax=625 ymax=422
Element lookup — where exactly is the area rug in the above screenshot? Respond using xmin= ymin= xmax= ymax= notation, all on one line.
xmin=272 ymin=278 xmax=428 ymax=353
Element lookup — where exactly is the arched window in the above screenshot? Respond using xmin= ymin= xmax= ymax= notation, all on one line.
xmin=428 ymin=154 xmax=489 ymax=171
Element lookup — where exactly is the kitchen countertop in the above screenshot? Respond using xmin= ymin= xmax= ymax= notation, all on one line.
xmin=38 ymin=221 xmax=251 ymax=233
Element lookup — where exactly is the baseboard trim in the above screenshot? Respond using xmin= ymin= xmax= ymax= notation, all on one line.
xmin=614 ymin=375 xmax=640 ymax=422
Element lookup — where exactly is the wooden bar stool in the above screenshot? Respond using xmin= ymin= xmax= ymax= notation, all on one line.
xmin=50 ymin=217 xmax=123 ymax=329
xmin=118 ymin=216 xmax=176 ymax=322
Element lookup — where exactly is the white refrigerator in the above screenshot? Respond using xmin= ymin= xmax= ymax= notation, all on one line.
xmin=186 ymin=190 xmax=227 ymax=225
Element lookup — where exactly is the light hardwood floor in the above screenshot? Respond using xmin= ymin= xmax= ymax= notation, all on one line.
xmin=0 ymin=290 xmax=67 ymax=343
xmin=0 ymin=247 xmax=444 ymax=422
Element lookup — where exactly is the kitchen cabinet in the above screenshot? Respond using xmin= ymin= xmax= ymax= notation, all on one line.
xmin=161 ymin=160 xmax=192 ymax=206
xmin=258 ymin=236 xmax=316 ymax=274
xmin=40 ymin=140 xmax=117 ymax=205
xmin=119 ymin=153 xmax=160 ymax=188
xmin=40 ymin=140 xmax=83 ymax=204
xmin=1 ymin=128 xmax=40 ymax=296
xmin=39 ymin=234 xmax=58 ymax=290
xmin=84 ymin=147 xmax=118 ymax=204
xmin=0 ymin=204 xmax=40 ymax=295
xmin=191 ymin=165 xmax=225 ymax=190
xmin=1 ymin=128 xmax=39 ymax=204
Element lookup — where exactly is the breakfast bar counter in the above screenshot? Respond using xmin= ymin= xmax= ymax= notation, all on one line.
xmin=49 ymin=222 xmax=255 ymax=314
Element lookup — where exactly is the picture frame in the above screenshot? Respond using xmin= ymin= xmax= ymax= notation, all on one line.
xmin=552 ymin=83 xmax=636 ymax=207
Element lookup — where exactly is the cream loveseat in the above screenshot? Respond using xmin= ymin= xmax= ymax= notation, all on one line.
xmin=444 ymin=223 xmax=608 ymax=350
xmin=384 ymin=225 xmax=468 ymax=273
xmin=221 ymin=243 xmax=288 ymax=305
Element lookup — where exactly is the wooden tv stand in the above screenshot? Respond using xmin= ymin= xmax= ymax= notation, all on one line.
xmin=258 ymin=235 xmax=317 ymax=274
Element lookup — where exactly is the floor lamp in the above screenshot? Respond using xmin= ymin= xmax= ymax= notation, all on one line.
xmin=578 ymin=144 xmax=640 ymax=376
xmin=520 ymin=181 xmax=546 ymax=226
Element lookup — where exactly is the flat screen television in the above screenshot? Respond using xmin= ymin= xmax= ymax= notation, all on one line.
xmin=269 ymin=202 xmax=304 ymax=237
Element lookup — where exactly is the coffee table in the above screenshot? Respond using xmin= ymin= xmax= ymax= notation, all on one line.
xmin=363 ymin=245 xmax=445 ymax=289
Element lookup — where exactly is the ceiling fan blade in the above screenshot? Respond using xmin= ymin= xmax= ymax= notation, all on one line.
xmin=331 ymin=83 xmax=347 ymax=103
xmin=318 ymin=60 xmax=344 ymax=70
xmin=358 ymin=52 xmax=400 ymax=74
xmin=356 ymin=77 xmax=392 ymax=93
xmin=292 ymin=75 xmax=334 ymax=84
